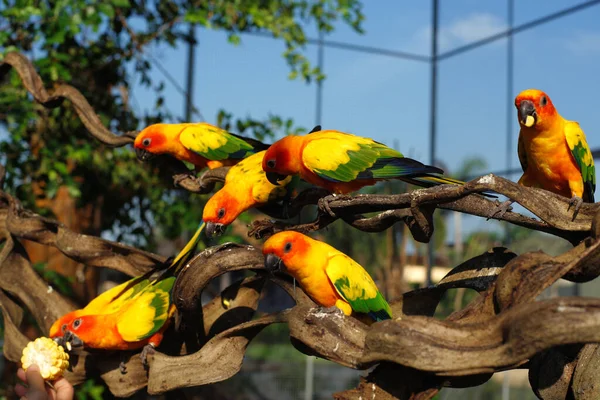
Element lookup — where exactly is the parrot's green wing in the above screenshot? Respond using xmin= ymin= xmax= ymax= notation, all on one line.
xmin=325 ymin=253 xmax=392 ymax=321
xmin=82 ymin=275 xmax=153 ymax=315
xmin=179 ymin=123 xmax=265 ymax=161
xmin=302 ymin=131 xmax=443 ymax=183
xmin=565 ymin=121 xmax=596 ymax=202
xmin=116 ymin=276 xmax=176 ymax=342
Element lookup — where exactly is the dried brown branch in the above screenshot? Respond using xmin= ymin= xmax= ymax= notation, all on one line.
xmin=250 ymin=175 xmax=598 ymax=246
xmin=0 ymin=52 xmax=136 ymax=146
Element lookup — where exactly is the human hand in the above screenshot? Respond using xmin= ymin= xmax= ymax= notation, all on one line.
xmin=14 ymin=365 xmax=74 ymax=400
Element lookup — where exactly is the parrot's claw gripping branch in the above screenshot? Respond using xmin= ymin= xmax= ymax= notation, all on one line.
xmin=569 ymin=195 xmax=585 ymax=220
xmin=171 ymin=167 xmax=229 ymax=194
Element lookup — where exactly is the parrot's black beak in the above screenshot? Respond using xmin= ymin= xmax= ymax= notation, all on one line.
xmin=135 ymin=147 xmax=154 ymax=162
xmin=57 ymin=331 xmax=83 ymax=351
xmin=266 ymin=172 xmax=288 ymax=186
xmin=518 ymin=100 xmax=537 ymax=126
xmin=264 ymin=254 xmax=283 ymax=273
xmin=205 ymin=222 xmax=225 ymax=238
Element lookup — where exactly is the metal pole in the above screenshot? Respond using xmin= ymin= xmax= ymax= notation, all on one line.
xmin=315 ymin=31 xmax=324 ymax=126
xmin=502 ymin=6 xmax=515 ymax=398
xmin=504 ymin=0 xmax=514 ymax=245
xmin=304 ymin=30 xmax=324 ymax=400
xmin=184 ymin=24 xmax=197 ymax=121
xmin=426 ymin=0 xmax=439 ymax=287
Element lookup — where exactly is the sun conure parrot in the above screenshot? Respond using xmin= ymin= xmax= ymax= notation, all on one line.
xmin=492 ymin=89 xmax=595 ymax=218
xmin=261 ymin=130 xmax=463 ymax=194
xmin=263 ymin=231 xmax=392 ymax=322
xmin=49 ymin=222 xmax=206 ymax=365
xmin=203 ymin=150 xmax=297 ymax=237
xmin=517 ymin=89 xmax=595 ymax=207
xmin=134 ymin=122 xmax=269 ymax=171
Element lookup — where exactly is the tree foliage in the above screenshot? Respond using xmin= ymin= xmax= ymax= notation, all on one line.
xmin=0 ymin=0 xmax=364 ymax=247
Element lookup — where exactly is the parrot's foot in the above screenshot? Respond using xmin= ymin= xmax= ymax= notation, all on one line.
xmin=119 ymin=361 xmax=127 ymax=374
xmin=317 ymin=305 xmax=345 ymax=317
xmin=173 ymin=172 xmax=194 ymax=187
xmin=568 ymin=196 xmax=584 ymax=220
xmin=140 ymin=343 xmax=156 ymax=368
xmin=318 ymin=194 xmax=352 ymax=218
xmin=487 ymin=200 xmax=514 ymax=220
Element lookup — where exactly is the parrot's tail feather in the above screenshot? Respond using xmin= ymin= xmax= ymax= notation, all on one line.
xmin=107 ymin=222 xmax=205 ymax=301
xmin=362 ymin=157 xmax=444 ymax=180
xmin=169 ymin=221 xmax=206 ymax=274
xmin=407 ymin=175 xmax=465 ymax=187
xmin=229 ymin=133 xmax=270 ymax=151
xmin=368 ymin=309 xmax=392 ymax=322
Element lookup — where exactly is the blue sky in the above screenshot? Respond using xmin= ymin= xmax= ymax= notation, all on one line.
xmin=128 ymin=1 xmax=600 ymax=240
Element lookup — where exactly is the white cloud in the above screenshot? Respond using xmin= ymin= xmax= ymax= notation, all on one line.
xmin=448 ymin=13 xmax=506 ymax=43
xmin=412 ymin=13 xmax=507 ymax=54
xmin=564 ymin=31 xmax=600 ymax=55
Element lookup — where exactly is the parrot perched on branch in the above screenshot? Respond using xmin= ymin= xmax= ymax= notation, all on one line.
xmin=49 ymin=222 xmax=206 ymax=365
xmin=203 ymin=150 xmax=296 ymax=237
xmin=261 ymin=129 xmax=463 ymax=195
xmin=134 ymin=122 xmax=269 ymax=171
xmin=263 ymin=231 xmax=392 ymax=322
xmin=492 ymin=89 xmax=595 ymax=219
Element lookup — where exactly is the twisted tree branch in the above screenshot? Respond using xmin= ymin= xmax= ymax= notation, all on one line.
xmin=250 ymin=175 xmax=598 ymax=246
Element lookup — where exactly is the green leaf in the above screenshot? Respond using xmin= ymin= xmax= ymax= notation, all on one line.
xmin=97 ymin=3 xmax=115 ymax=18
xmin=110 ymin=0 xmax=130 ymax=8
xmin=228 ymin=34 xmax=241 ymax=46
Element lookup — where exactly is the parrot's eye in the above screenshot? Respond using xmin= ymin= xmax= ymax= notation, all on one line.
xmin=142 ymin=138 xmax=152 ymax=147
xmin=540 ymin=96 xmax=547 ymax=107
xmin=267 ymin=159 xmax=276 ymax=169
xmin=72 ymin=319 xmax=82 ymax=329
xmin=61 ymin=324 xmax=67 ymax=333
xmin=217 ymin=208 xmax=226 ymax=219
xmin=284 ymin=242 xmax=292 ymax=253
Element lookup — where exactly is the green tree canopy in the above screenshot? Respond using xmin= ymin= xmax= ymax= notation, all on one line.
xmin=0 ymin=0 xmax=365 ymax=247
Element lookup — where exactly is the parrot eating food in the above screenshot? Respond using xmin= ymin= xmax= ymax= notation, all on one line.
xmin=49 ymin=222 xmax=206 ymax=365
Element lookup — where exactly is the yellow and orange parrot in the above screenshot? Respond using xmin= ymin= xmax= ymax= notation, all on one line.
xmin=263 ymin=231 xmax=392 ymax=321
xmin=134 ymin=122 xmax=268 ymax=171
xmin=203 ymin=150 xmax=297 ymax=237
xmin=515 ymin=89 xmax=595 ymax=211
xmin=49 ymin=223 xmax=206 ymax=364
xmin=261 ymin=130 xmax=462 ymax=194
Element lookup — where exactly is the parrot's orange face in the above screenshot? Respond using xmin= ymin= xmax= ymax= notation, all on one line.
xmin=262 ymin=136 xmax=303 ymax=186
xmin=515 ymin=89 xmax=558 ymax=130
xmin=134 ymin=124 xmax=175 ymax=161
xmin=203 ymin=189 xmax=242 ymax=237
xmin=262 ymin=231 xmax=311 ymax=273
xmin=49 ymin=311 xmax=91 ymax=349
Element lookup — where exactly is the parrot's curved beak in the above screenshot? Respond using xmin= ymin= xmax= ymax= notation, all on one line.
xmin=206 ymin=222 xmax=225 ymax=237
xmin=266 ymin=172 xmax=288 ymax=186
xmin=264 ymin=253 xmax=283 ymax=273
xmin=135 ymin=147 xmax=155 ymax=162
xmin=519 ymin=100 xmax=537 ymax=127
xmin=55 ymin=330 xmax=83 ymax=351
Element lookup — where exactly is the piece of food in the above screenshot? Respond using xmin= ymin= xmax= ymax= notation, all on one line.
xmin=21 ymin=337 xmax=70 ymax=380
